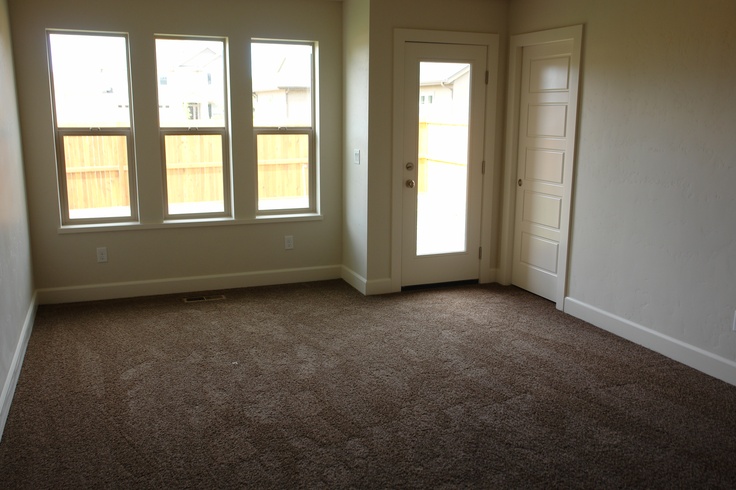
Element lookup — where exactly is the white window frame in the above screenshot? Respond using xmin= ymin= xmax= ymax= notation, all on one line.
xmin=252 ymin=39 xmax=317 ymax=216
xmin=47 ymin=30 xmax=139 ymax=226
xmin=155 ymin=35 xmax=232 ymax=220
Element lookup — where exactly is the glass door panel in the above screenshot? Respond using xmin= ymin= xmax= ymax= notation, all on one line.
xmin=416 ymin=62 xmax=471 ymax=256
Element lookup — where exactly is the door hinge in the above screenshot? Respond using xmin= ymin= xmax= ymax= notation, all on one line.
xmin=482 ymin=160 xmax=486 ymax=174
xmin=478 ymin=247 xmax=482 ymax=260
xmin=485 ymin=70 xmax=489 ymax=85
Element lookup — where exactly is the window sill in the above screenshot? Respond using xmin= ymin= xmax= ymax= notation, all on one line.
xmin=57 ymin=213 xmax=323 ymax=234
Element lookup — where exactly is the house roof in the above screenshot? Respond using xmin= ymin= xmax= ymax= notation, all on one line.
xmin=156 ymin=40 xmax=223 ymax=74
xmin=179 ymin=47 xmax=221 ymax=71
xmin=251 ymin=43 xmax=312 ymax=92
xmin=420 ymin=62 xmax=469 ymax=86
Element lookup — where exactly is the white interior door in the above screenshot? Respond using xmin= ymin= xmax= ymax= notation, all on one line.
xmin=400 ymin=42 xmax=488 ymax=287
xmin=512 ymin=38 xmax=580 ymax=302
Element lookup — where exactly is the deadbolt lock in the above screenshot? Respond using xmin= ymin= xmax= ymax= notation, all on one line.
xmin=406 ymin=162 xmax=414 ymax=170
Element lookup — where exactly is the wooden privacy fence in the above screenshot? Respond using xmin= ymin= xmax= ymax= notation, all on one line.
xmin=256 ymin=133 xmax=309 ymax=202
xmin=64 ymin=124 xmax=465 ymax=211
xmin=63 ymin=135 xmax=131 ymax=211
xmin=164 ymin=134 xmax=224 ymax=205
xmin=417 ymin=122 xmax=469 ymax=193
xmin=64 ymin=134 xmax=310 ymax=211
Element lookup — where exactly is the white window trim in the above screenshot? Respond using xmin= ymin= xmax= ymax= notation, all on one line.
xmin=155 ymin=35 xmax=233 ymax=221
xmin=55 ymin=128 xmax=139 ymax=225
xmin=253 ymin=127 xmax=316 ymax=215
xmin=47 ymin=30 xmax=139 ymax=226
xmin=251 ymin=39 xmax=317 ymax=216
xmin=159 ymin=127 xmax=232 ymax=220
xmin=46 ymin=32 xmax=325 ymax=232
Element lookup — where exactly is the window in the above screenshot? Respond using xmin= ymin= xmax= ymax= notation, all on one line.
xmin=48 ymin=32 xmax=137 ymax=224
xmin=48 ymin=32 xmax=317 ymax=227
xmin=156 ymin=37 xmax=230 ymax=218
xmin=251 ymin=41 xmax=315 ymax=213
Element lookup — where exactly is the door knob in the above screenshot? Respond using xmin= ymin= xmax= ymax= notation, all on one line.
xmin=406 ymin=179 xmax=416 ymax=189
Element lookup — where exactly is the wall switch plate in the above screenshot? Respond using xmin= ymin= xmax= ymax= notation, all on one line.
xmin=353 ymin=149 xmax=360 ymax=165
xmin=96 ymin=246 xmax=108 ymax=263
xmin=284 ymin=235 xmax=294 ymax=250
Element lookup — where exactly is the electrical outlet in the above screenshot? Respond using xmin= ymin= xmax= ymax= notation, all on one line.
xmin=96 ymin=246 xmax=108 ymax=263
xmin=284 ymin=235 xmax=294 ymax=250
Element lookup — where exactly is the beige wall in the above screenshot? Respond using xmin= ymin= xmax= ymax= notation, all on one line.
xmin=510 ymin=0 xmax=736 ymax=364
xmin=8 ymin=0 xmax=343 ymax=301
xmin=0 ymin=0 xmax=34 ymax=434
xmin=342 ymin=0 xmax=370 ymax=287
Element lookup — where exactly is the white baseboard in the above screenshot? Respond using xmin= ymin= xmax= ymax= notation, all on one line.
xmin=565 ymin=297 xmax=736 ymax=387
xmin=340 ymin=267 xmax=397 ymax=296
xmin=341 ymin=266 xmax=367 ymax=295
xmin=342 ymin=267 xmax=497 ymax=296
xmin=37 ymin=265 xmax=343 ymax=305
xmin=365 ymin=277 xmax=396 ymax=295
xmin=0 ymin=293 xmax=37 ymax=442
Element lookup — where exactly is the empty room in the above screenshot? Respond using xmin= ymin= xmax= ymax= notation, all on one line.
xmin=1 ymin=0 xmax=735 ymax=487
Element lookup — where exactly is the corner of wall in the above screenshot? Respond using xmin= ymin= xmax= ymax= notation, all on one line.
xmin=0 ymin=0 xmax=37 ymax=442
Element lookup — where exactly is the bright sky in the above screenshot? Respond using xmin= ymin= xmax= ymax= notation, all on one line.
xmin=49 ymin=33 xmax=129 ymax=96
xmin=251 ymin=42 xmax=312 ymax=91
xmin=420 ymin=62 xmax=469 ymax=84
xmin=155 ymin=38 xmax=223 ymax=73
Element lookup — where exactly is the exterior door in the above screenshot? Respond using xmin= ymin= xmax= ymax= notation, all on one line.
xmin=400 ymin=42 xmax=488 ymax=287
xmin=512 ymin=38 xmax=580 ymax=302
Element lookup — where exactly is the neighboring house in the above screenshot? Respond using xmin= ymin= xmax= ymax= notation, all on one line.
xmin=156 ymin=43 xmax=311 ymax=128
xmin=157 ymin=46 xmax=226 ymax=126
xmin=252 ymin=46 xmax=312 ymax=128
xmin=417 ymin=62 xmax=471 ymax=191
xmin=49 ymin=34 xmax=130 ymax=128
xmin=419 ymin=63 xmax=470 ymax=124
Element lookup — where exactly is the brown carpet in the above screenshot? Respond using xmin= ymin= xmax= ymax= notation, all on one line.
xmin=1 ymin=279 xmax=735 ymax=488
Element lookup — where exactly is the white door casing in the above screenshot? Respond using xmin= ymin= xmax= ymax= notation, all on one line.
xmin=500 ymin=25 xmax=583 ymax=309
xmin=392 ymin=29 xmax=499 ymax=291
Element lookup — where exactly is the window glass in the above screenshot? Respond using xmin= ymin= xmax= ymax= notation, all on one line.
xmin=163 ymin=133 xmax=225 ymax=214
xmin=251 ymin=41 xmax=314 ymax=213
xmin=256 ymin=133 xmax=309 ymax=211
xmin=49 ymin=34 xmax=131 ymax=128
xmin=61 ymin=134 xmax=132 ymax=219
xmin=251 ymin=42 xmax=312 ymax=128
xmin=48 ymin=32 xmax=135 ymax=223
xmin=156 ymin=37 xmax=229 ymax=217
xmin=156 ymin=38 xmax=226 ymax=128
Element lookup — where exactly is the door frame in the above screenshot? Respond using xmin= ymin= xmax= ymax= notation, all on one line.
xmin=499 ymin=25 xmax=583 ymax=310
xmin=391 ymin=28 xmax=499 ymax=292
